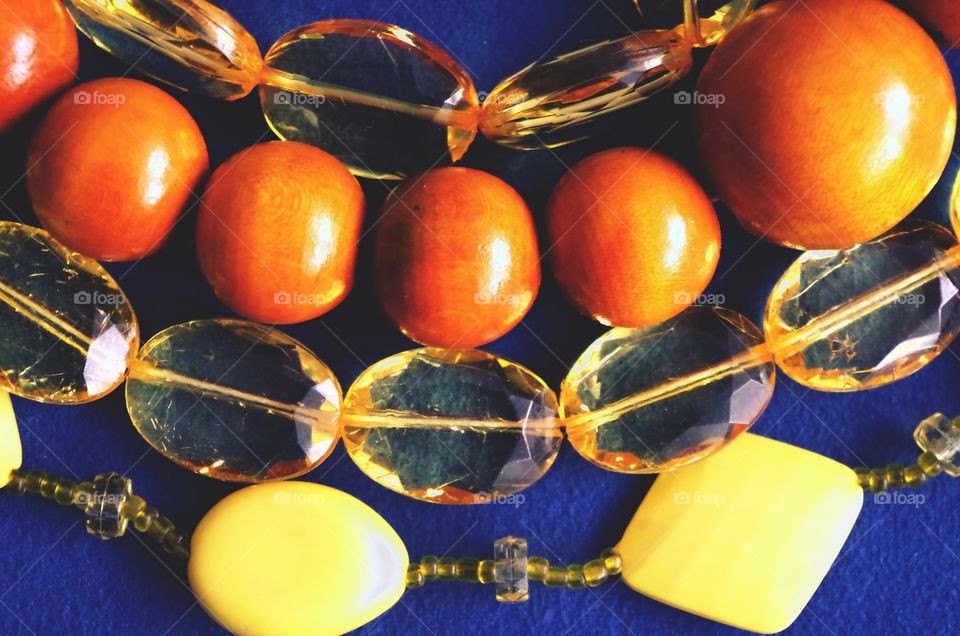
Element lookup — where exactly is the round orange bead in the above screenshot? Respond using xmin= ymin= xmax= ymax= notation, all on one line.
xmin=903 ymin=0 xmax=960 ymax=47
xmin=697 ymin=0 xmax=956 ymax=250
xmin=26 ymin=78 xmax=208 ymax=261
xmin=0 ymin=0 xmax=78 ymax=133
xmin=196 ymin=141 xmax=365 ymax=324
xmin=546 ymin=147 xmax=720 ymax=327
xmin=374 ymin=167 xmax=540 ymax=348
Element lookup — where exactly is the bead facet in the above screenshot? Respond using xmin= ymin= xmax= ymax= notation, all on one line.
xmin=0 ymin=221 xmax=138 ymax=403
xmin=914 ymin=413 xmax=960 ymax=477
xmin=62 ymin=0 xmax=263 ymax=99
xmin=494 ymin=536 xmax=529 ymax=603
xmin=617 ymin=433 xmax=863 ymax=634
xmin=189 ymin=481 xmax=408 ymax=636
xmin=126 ymin=319 xmax=341 ymax=482
xmin=84 ymin=473 xmax=132 ymax=539
xmin=0 ymin=392 xmax=21 ymax=487
xmin=634 ymin=0 xmax=757 ymax=46
xmin=343 ymin=348 xmax=562 ymax=503
xmin=562 ymin=306 xmax=774 ymax=473
xmin=260 ymin=20 xmax=479 ymax=179
xmin=764 ymin=223 xmax=960 ymax=392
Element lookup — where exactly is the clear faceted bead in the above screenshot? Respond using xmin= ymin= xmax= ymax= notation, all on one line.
xmin=480 ymin=30 xmax=691 ymax=150
xmin=63 ymin=0 xmax=263 ymax=99
xmin=494 ymin=536 xmax=529 ymax=603
xmin=260 ymin=20 xmax=479 ymax=179
xmin=342 ymin=348 xmax=562 ymax=504
xmin=764 ymin=222 xmax=960 ymax=392
xmin=634 ymin=0 xmax=757 ymax=46
xmin=0 ymin=221 xmax=138 ymax=403
xmin=126 ymin=319 xmax=341 ymax=482
xmin=561 ymin=306 xmax=774 ymax=473
xmin=914 ymin=413 xmax=960 ymax=477
xmin=84 ymin=472 xmax=132 ymax=539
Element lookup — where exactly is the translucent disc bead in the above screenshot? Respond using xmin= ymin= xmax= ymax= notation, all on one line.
xmin=561 ymin=306 xmax=774 ymax=473
xmin=480 ymin=30 xmax=691 ymax=150
xmin=633 ymin=0 xmax=757 ymax=46
xmin=260 ymin=20 xmax=479 ymax=180
xmin=62 ymin=0 xmax=262 ymax=99
xmin=125 ymin=319 xmax=341 ymax=482
xmin=342 ymin=349 xmax=562 ymax=504
xmin=0 ymin=221 xmax=138 ymax=403
xmin=764 ymin=222 xmax=960 ymax=391
xmin=914 ymin=413 xmax=960 ymax=477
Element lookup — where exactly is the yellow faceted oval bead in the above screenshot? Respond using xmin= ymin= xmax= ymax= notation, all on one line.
xmin=343 ymin=348 xmax=562 ymax=504
xmin=0 ymin=221 xmax=138 ymax=403
xmin=764 ymin=222 xmax=960 ymax=391
xmin=0 ymin=392 xmax=22 ymax=487
xmin=126 ymin=319 xmax=341 ymax=482
xmin=480 ymin=31 xmax=691 ymax=150
xmin=189 ymin=481 xmax=408 ymax=636
xmin=561 ymin=306 xmax=774 ymax=473
xmin=63 ymin=0 xmax=263 ymax=99
xmin=260 ymin=20 xmax=479 ymax=179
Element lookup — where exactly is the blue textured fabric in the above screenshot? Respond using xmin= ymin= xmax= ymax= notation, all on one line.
xmin=1 ymin=1 xmax=959 ymax=634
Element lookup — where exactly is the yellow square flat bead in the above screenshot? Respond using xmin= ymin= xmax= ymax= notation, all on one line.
xmin=0 ymin=392 xmax=21 ymax=487
xmin=617 ymin=433 xmax=862 ymax=634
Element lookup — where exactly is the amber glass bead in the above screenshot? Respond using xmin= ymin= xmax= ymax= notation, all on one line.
xmin=437 ymin=557 xmax=459 ymax=581
xmin=764 ymin=223 xmax=960 ymax=392
xmin=697 ymin=0 xmax=955 ymax=249
xmin=547 ymin=148 xmax=720 ymax=327
xmin=583 ymin=559 xmax=608 ymax=587
xmin=479 ymin=560 xmax=496 ymax=584
xmin=406 ymin=564 xmax=425 ymax=589
xmin=885 ymin=464 xmax=906 ymax=490
xmin=562 ymin=306 xmax=774 ymax=473
xmin=904 ymin=465 xmax=928 ymax=488
xmin=480 ymin=31 xmax=691 ymax=149
xmin=0 ymin=0 xmax=78 ymax=132
xmin=634 ymin=0 xmax=756 ymax=46
xmin=0 ymin=222 xmax=138 ymax=403
xmin=343 ymin=348 xmax=561 ymax=504
xmin=600 ymin=549 xmax=622 ymax=576
xmin=566 ymin=565 xmax=587 ymax=589
xmin=260 ymin=20 xmax=479 ymax=180
xmin=420 ymin=556 xmax=439 ymax=581
xmin=126 ymin=319 xmax=341 ymax=482
xmin=868 ymin=470 xmax=888 ymax=494
xmin=196 ymin=141 xmax=365 ymax=324
xmin=543 ymin=566 xmax=568 ymax=588
xmin=457 ymin=558 xmax=481 ymax=583
xmin=27 ymin=78 xmax=208 ymax=262
xmin=918 ymin=451 xmax=944 ymax=477
xmin=374 ymin=167 xmax=540 ymax=348
xmin=63 ymin=0 xmax=262 ymax=99
xmin=527 ymin=557 xmax=549 ymax=581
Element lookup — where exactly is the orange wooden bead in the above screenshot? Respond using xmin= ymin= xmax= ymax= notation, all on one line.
xmin=547 ymin=147 xmax=720 ymax=327
xmin=902 ymin=0 xmax=960 ymax=47
xmin=26 ymin=78 xmax=208 ymax=261
xmin=197 ymin=141 xmax=365 ymax=324
xmin=0 ymin=0 xmax=78 ymax=132
xmin=374 ymin=167 xmax=540 ymax=348
xmin=697 ymin=0 xmax=956 ymax=250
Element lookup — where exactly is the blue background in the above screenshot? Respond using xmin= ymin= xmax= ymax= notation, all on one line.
xmin=1 ymin=1 xmax=960 ymax=634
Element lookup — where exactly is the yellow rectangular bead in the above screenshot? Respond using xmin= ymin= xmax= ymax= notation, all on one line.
xmin=0 ymin=392 xmax=21 ymax=487
xmin=617 ymin=433 xmax=862 ymax=634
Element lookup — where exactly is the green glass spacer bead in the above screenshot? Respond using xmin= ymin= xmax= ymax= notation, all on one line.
xmin=24 ymin=471 xmax=43 ymax=494
xmin=4 ymin=471 xmax=26 ymax=496
xmin=600 ymin=548 xmax=622 ymax=576
xmin=583 ymin=559 xmax=608 ymax=587
xmin=918 ymin=451 xmax=943 ymax=477
xmin=543 ymin=565 xmax=567 ymax=588
xmin=39 ymin=475 xmax=57 ymax=499
xmin=133 ymin=506 xmax=159 ymax=533
xmin=457 ymin=558 xmax=481 ymax=583
xmin=853 ymin=467 xmax=871 ymax=489
xmin=406 ymin=564 xmax=425 ymax=589
xmin=53 ymin=482 xmax=77 ymax=506
xmin=885 ymin=464 xmax=906 ymax=490
xmin=147 ymin=515 xmax=174 ymax=542
xmin=527 ymin=556 xmax=549 ymax=581
xmin=437 ymin=557 xmax=459 ymax=581
xmin=566 ymin=564 xmax=587 ymax=589
xmin=121 ymin=495 xmax=147 ymax=519
xmin=868 ymin=469 xmax=888 ymax=493
xmin=903 ymin=464 xmax=928 ymax=488
xmin=161 ymin=532 xmax=186 ymax=555
xmin=478 ymin=559 xmax=496 ymax=584
xmin=419 ymin=555 xmax=439 ymax=581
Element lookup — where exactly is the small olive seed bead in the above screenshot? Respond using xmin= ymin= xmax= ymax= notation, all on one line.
xmin=457 ymin=558 xmax=481 ymax=583
xmin=437 ymin=557 xmax=459 ymax=581
xmin=543 ymin=566 xmax=568 ymax=588
xmin=868 ymin=469 xmax=888 ymax=493
xmin=24 ymin=471 xmax=42 ymax=494
xmin=121 ymin=495 xmax=147 ymax=519
xmin=4 ymin=471 xmax=26 ymax=496
xmin=853 ymin=467 xmax=871 ymax=489
xmin=53 ymin=482 xmax=77 ymax=506
xmin=566 ymin=564 xmax=587 ymax=589
xmin=904 ymin=464 xmax=928 ymax=488
xmin=600 ymin=549 xmax=622 ymax=576
xmin=148 ymin=516 xmax=175 ymax=542
xmin=885 ymin=464 xmax=905 ymax=490
xmin=133 ymin=506 xmax=159 ymax=532
xmin=478 ymin=559 xmax=496 ymax=584
xmin=39 ymin=475 xmax=58 ymax=499
xmin=918 ymin=451 xmax=943 ymax=477
xmin=419 ymin=555 xmax=439 ymax=581
xmin=527 ymin=556 xmax=549 ymax=581
xmin=406 ymin=564 xmax=425 ymax=589
xmin=583 ymin=559 xmax=608 ymax=587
